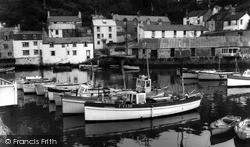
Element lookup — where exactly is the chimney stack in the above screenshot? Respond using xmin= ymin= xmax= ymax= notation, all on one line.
xmin=78 ymin=11 xmax=81 ymax=19
xmin=47 ymin=11 xmax=50 ymax=18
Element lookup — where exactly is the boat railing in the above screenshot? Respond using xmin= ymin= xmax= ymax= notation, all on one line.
xmin=0 ymin=78 xmax=13 ymax=85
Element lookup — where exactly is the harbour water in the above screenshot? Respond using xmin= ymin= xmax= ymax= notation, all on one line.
xmin=0 ymin=67 xmax=250 ymax=147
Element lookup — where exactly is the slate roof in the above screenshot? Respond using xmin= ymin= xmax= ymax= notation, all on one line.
xmin=48 ymin=16 xmax=81 ymax=22
xmin=112 ymin=14 xmax=170 ymax=23
xmin=185 ymin=10 xmax=209 ymax=17
xmin=43 ymin=37 xmax=93 ymax=44
xmin=92 ymin=19 xmax=116 ymax=26
xmin=207 ymin=11 xmax=229 ymax=21
xmin=141 ymin=24 xmax=208 ymax=31
xmin=223 ymin=12 xmax=247 ymax=21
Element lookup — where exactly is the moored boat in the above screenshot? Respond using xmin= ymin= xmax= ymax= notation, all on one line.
xmin=234 ymin=118 xmax=250 ymax=139
xmin=210 ymin=115 xmax=241 ymax=135
xmin=227 ymin=69 xmax=250 ymax=87
xmin=84 ymin=90 xmax=203 ymax=122
xmin=123 ymin=65 xmax=140 ymax=70
xmin=198 ymin=70 xmax=235 ymax=80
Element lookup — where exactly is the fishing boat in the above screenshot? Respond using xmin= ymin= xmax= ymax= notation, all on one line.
xmin=84 ymin=90 xmax=203 ymax=121
xmin=0 ymin=67 xmax=15 ymax=73
xmin=227 ymin=69 xmax=250 ymax=87
xmin=22 ymin=79 xmax=52 ymax=94
xmin=16 ymin=76 xmax=42 ymax=90
xmin=234 ymin=118 xmax=250 ymax=139
xmin=177 ymin=68 xmax=199 ymax=79
xmin=210 ymin=115 xmax=241 ymax=135
xmin=198 ymin=70 xmax=235 ymax=80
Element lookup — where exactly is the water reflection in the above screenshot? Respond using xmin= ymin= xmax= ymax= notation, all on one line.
xmin=0 ymin=68 xmax=250 ymax=146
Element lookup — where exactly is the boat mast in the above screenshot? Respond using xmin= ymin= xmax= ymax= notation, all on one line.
xmin=146 ymin=45 xmax=150 ymax=79
xmin=121 ymin=60 xmax=126 ymax=90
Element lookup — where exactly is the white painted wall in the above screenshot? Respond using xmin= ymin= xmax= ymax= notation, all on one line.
xmin=183 ymin=16 xmax=204 ymax=26
xmin=141 ymin=30 xmax=203 ymax=38
xmin=223 ymin=14 xmax=250 ymax=30
xmin=42 ymin=43 xmax=94 ymax=64
xmin=48 ymin=23 xmax=76 ymax=38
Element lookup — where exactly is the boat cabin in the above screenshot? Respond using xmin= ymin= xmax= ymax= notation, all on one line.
xmin=122 ymin=91 xmax=146 ymax=104
xmin=136 ymin=75 xmax=151 ymax=93
xmin=243 ymin=69 xmax=250 ymax=77
xmin=77 ymin=84 xmax=93 ymax=96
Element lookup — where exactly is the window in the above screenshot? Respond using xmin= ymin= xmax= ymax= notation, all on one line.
xmin=4 ymin=44 xmax=8 ymax=49
xmin=191 ymin=48 xmax=196 ymax=56
xmin=86 ymin=50 xmax=90 ymax=59
xmin=97 ymin=27 xmax=100 ymax=32
xmin=34 ymin=50 xmax=39 ymax=55
xmin=73 ymin=50 xmax=77 ymax=55
xmin=73 ymin=43 xmax=77 ymax=47
xmin=211 ymin=48 xmax=215 ymax=56
xmin=23 ymin=50 xmax=30 ymax=55
xmin=22 ymin=35 xmax=27 ymax=39
xmin=187 ymin=21 xmax=189 ymax=25
xmin=97 ymin=41 xmax=100 ymax=45
xmin=170 ymin=48 xmax=175 ymax=57
xmin=102 ymin=34 xmax=104 ymax=38
xmin=8 ymin=52 xmax=12 ymax=56
xmin=228 ymin=20 xmax=231 ymax=25
xmin=152 ymin=31 xmax=155 ymax=38
xmin=84 ymin=42 xmax=88 ymax=47
xmin=197 ymin=19 xmax=200 ymax=24
xmin=109 ymin=34 xmax=112 ymax=39
xmin=62 ymin=44 xmax=65 ymax=48
xmin=194 ymin=31 xmax=197 ymax=36
xmin=74 ymin=77 xmax=78 ymax=83
xmin=174 ymin=30 xmax=177 ymax=37
xmin=33 ymin=41 xmax=38 ymax=46
xmin=183 ymin=31 xmax=186 ymax=36
xmin=109 ymin=27 xmax=112 ymax=32
xmin=240 ymin=19 xmax=243 ymax=25
xmin=162 ymin=31 xmax=165 ymax=38
xmin=4 ymin=35 xmax=9 ymax=41
xmin=97 ymin=34 xmax=100 ymax=39
xmin=49 ymin=43 xmax=54 ymax=48
xmin=142 ymin=49 xmax=146 ymax=54
xmin=56 ymin=30 xmax=59 ymax=35
xmin=33 ymin=35 xmax=37 ymax=39
xmin=51 ymin=51 xmax=55 ymax=56
xmin=67 ymin=51 xmax=70 ymax=55
xmin=22 ymin=42 xmax=29 ymax=47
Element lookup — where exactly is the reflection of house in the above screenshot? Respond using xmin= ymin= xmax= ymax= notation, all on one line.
xmin=13 ymin=31 xmax=43 ymax=65
xmin=138 ymin=24 xmax=207 ymax=39
xmin=92 ymin=19 xmax=117 ymax=50
xmin=42 ymin=37 xmax=93 ymax=65
xmin=47 ymin=11 xmax=82 ymax=38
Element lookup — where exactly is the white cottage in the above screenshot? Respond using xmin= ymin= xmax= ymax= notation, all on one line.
xmin=183 ymin=10 xmax=212 ymax=27
xmin=138 ymin=24 xmax=208 ymax=39
xmin=223 ymin=11 xmax=250 ymax=31
xmin=42 ymin=37 xmax=93 ymax=65
xmin=47 ymin=11 xmax=82 ymax=38
xmin=92 ymin=19 xmax=117 ymax=50
xmin=13 ymin=31 xmax=43 ymax=65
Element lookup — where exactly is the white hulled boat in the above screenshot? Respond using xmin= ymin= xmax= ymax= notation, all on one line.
xmin=84 ymin=90 xmax=203 ymax=122
xmin=227 ymin=69 xmax=250 ymax=87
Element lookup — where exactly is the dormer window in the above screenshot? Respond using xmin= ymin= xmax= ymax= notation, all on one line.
xmin=33 ymin=35 xmax=37 ymax=39
xmin=158 ymin=18 xmax=162 ymax=25
xmin=49 ymin=43 xmax=54 ymax=48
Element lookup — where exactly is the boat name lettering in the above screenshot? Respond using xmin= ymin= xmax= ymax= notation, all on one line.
xmin=118 ymin=104 xmax=132 ymax=108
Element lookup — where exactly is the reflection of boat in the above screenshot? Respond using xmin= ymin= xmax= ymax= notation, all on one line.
xmin=227 ymin=87 xmax=250 ymax=96
xmin=63 ymin=115 xmax=85 ymax=131
xmin=234 ymin=118 xmax=250 ymax=139
xmin=84 ymin=90 xmax=202 ymax=121
xmin=210 ymin=115 xmax=241 ymax=135
xmin=85 ymin=111 xmax=200 ymax=137
xmin=123 ymin=65 xmax=140 ymax=70
xmin=227 ymin=69 xmax=250 ymax=87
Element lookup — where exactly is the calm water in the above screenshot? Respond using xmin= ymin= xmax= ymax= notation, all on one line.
xmin=0 ymin=67 xmax=250 ymax=147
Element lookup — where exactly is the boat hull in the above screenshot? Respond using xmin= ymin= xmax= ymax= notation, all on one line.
xmin=198 ymin=72 xmax=232 ymax=80
xmin=23 ymin=83 xmax=36 ymax=94
xmin=182 ymin=72 xmax=198 ymax=79
xmin=85 ymin=97 xmax=202 ymax=121
xmin=227 ymin=76 xmax=250 ymax=87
